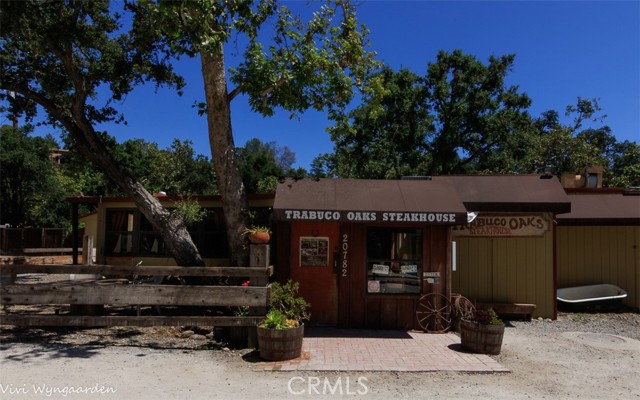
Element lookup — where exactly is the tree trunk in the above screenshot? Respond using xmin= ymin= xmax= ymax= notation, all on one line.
xmin=65 ymin=120 xmax=204 ymax=267
xmin=200 ymin=47 xmax=250 ymax=267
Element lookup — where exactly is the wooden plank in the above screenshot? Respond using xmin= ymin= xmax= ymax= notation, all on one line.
xmin=0 ymin=314 xmax=264 ymax=327
xmin=477 ymin=302 xmax=536 ymax=321
xmin=380 ymin=300 xmax=396 ymax=329
xmin=0 ymin=264 xmax=274 ymax=278
xmin=397 ymin=297 xmax=416 ymax=330
xmin=21 ymin=248 xmax=81 ymax=254
xmin=1 ymin=283 xmax=270 ymax=307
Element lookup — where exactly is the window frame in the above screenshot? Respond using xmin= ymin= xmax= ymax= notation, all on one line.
xmin=365 ymin=227 xmax=423 ymax=295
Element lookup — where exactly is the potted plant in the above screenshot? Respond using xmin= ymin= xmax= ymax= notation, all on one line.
xmin=257 ymin=280 xmax=310 ymax=361
xmin=243 ymin=225 xmax=271 ymax=244
xmin=459 ymin=307 xmax=505 ymax=355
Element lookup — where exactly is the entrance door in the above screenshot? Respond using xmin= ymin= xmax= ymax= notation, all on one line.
xmin=338 ymin=224 xmax=451 ymax=329
xmin=289 ymin=221 xmax=339 ymax=326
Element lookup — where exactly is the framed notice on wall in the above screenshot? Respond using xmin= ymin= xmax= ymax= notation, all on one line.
xmin=299 ymin=237 xmax=330 ymax=267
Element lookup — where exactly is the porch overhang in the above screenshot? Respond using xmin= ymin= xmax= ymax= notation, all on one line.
xmin=273 ymin=178 xmax=467 ymax=225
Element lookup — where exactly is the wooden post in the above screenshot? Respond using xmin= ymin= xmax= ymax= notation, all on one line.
xmin=72 ymin=203 xmax=79 ymax=265
xmin=71 ymin=235 xmax=102 ymax=316
xmin=247 ymin=245 xmax=270 ymax=348
xmin=250 ymin=244 xmax=270 ymax=269
xmin=82 ymin=235 xmax=94 ymax=265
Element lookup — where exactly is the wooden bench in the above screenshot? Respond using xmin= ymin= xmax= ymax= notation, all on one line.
xmin=477 ymin=303 xmax=537 ymax=321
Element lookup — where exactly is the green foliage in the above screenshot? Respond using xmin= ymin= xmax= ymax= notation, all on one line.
xmin=609 ymin=141 xmax=640 ymax=187
xmin=242 ymin=226 xmax=271 ymax=235
xmin=237 ymin=138 xmax=307 ymax=193
xmin=259 ymin=310 xmax=298 ymax=329
xmin=1 ymin=0 xmax=184 ymax=128
xmin=146 ymin=139 xmax=217 ymax=195
xmin=318 ymin=67 xmax=431 ymax=178
xmin=172 ymin=197 xmax=207 ymax=226
xmin=424 ymin=50 xmax=532 ymax=175
xmin=0 ymin=126 xmax=69 ymax=228
xmin=136 ymin=0 xmax=378 ymax=119
xmin=268 ymin=280 xmax=311 ymax=323
xmin=61 ymin=135 xmax=217 ymax=197
xmin=320 ymin=51 xmax=531 ymax=177
xmin=237 ymin=138 xmax=288 ymax=193
xmin=0 ymin=0 xmax=206 ymax=265
xmin=512 ymin=97 xmax=639 ymax=187
xmin=320 ymin=51 xmax=638 ymax=185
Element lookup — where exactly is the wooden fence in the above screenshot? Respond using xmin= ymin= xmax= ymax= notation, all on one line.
xmin=1 ymin=228 xmax=66 ymax=252
xmin=0 ymin=264 xmax=272 ymax=329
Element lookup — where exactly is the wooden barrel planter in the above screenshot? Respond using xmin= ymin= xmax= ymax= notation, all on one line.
xmin=459 ymin=319 xmax=505 ymax=355
xmin=257 ymin=324 xmax=304 ymax=361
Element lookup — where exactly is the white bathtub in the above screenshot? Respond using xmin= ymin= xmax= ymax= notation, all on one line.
xmin=557 ymin=284 xmax=627 ymax=310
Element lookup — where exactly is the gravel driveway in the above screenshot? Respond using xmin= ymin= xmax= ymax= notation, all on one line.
xmin=1 ymin=311 xmax=639 ymax=399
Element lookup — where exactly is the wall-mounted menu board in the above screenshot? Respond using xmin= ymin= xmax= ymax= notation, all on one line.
xmin=300 ymin=237 xmax=329 ymax=267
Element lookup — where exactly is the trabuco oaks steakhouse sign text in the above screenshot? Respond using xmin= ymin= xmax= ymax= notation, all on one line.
xmin=281 ymin=210 xmax=461 ymax=224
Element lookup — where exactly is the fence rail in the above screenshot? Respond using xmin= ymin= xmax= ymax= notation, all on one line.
xmin=0 ymin=264 xmax=273 ymax=331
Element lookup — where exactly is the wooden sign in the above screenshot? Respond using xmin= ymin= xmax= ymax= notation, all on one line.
xmin=452 ymin=214 xmax=550 ymax=237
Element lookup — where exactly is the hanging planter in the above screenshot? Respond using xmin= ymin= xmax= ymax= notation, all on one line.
xmin=243 ymin=226 xmax=271 ymax=244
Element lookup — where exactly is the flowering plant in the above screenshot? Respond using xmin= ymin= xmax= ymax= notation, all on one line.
xmin=234 ymin=280 xmax=251 ymax=316
xmin=469 ymin=307 xmax=503 ymax=325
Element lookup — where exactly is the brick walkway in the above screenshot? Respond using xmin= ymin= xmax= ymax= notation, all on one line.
xmin=255 ymin=327 xmax=509 ymax=372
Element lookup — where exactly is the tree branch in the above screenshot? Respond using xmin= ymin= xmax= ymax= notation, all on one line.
xmin=259 ymin=75 xmax=288 ymax=103
xmin=228 ymin=84 xmax=243 ymax=101
xmin=1 ymin=83 xmax=65 ymax=122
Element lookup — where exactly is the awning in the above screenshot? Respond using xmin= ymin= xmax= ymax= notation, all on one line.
xmin=273 ymin=178 xmax=467 ymax=225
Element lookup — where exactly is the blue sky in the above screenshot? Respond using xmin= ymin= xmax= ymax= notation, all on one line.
xmin=14 ymin=0 xmax=640 ymax=170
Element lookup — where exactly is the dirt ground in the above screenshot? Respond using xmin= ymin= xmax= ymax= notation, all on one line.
xmin=1 ymin=311 xmax=639 ymax=400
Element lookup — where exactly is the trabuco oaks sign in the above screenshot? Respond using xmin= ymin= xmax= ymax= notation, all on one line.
xmin=452 ymin=215 xmax=550 ymax=237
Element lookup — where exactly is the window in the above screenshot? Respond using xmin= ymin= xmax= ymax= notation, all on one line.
xmin=366 ymin=228 xmax=422 ymax=294
xmin=106 ymin=210 xmax=135 ymax=255
xmin=139 ymin=213 xmax=168 ymax=255
xmin=105 ymin=208 xmax=234 ymax=258
xmin=188 ymin=208 xmax=228 ymax=258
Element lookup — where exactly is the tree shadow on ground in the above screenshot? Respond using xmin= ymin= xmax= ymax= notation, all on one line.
xmin=0 ymin=325 xmax=220 ymax=360
xmin=1 ymin=341 xmax=104 ymax=362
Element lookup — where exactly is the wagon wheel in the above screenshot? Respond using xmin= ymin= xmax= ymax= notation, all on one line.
xmin=416 ymin=293 xmax=453 ymax=333
xmin=454 ymin=295 xmax=476 ymax=320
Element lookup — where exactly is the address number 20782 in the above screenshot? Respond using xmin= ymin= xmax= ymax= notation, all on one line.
xmin=341 ymin=234 xmax=348 ymax=278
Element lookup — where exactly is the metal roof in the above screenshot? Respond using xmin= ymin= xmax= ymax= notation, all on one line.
xmin=556 ymin=189 xmax=640 ymax=225
xmin=432 ymin=175 xmax=571 ymax=213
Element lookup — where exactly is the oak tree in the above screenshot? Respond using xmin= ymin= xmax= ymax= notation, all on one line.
xmin=135 ymin=0 xmax=377 ymax=265
xmin=1 ymin=1 xmax=204 ymax=265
